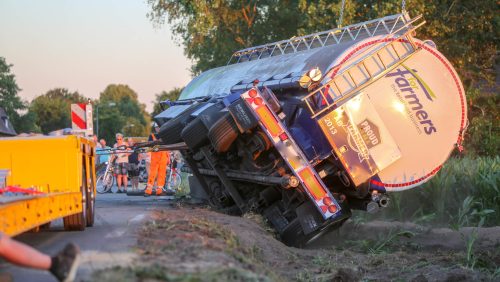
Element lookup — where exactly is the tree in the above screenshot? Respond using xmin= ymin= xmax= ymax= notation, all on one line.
xmin=15 ymin=110 xmax=40 ymax=133
xmin=30 ymin=88 xmax=88 ymax=134
xmin=0 ymin=57 xmax=37 ymax=132
xmin=148 ymin=0 xmax=498 ymax=155
xmin=147 ymin=0 xmax=302 ymax=75
xmin=151 ymin=87 xmax=183 ymax=118
xmin=147 ymin=0 xmax=498 ymax=84
xmin=343 ymin=0 xmax=498 ymax=85
xmin=96 ymin=84 xmax=151 ymax=144
xmin=0 ymin=57 xmax=23 ymax=121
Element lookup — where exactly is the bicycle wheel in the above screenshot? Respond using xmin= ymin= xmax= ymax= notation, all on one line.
xmin=104 ymin=173 xmax=114 ymax=192
xmin=96 ymin=172 xmax=114 ymax=194
xmin=139 ymin=168 xmax=148 ymax=183
xmin=96 ymin=174 xmax=107 ymax=194
xmin=170 ymin=173 xmax=182 ymax=191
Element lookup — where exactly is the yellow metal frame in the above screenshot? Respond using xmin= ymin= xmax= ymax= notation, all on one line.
xmin=0 ymin=192 xmax=82 ymax=236
xmin=0 ymin=135 xmax=96 ymax=236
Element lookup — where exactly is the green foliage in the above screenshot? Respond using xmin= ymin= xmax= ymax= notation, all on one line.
xmin=96 ymin=84 xmax=151 ymax=144
xmin=14 ymin=109 xmax=40 ymax=133
xmin=30 ymin=88 xmax=87 ymax=134
xmin=464 ymin=88 xmax=499 ymax=156
xmin=369 ymin=156 xmax=500 ymax=227
xmin=151 ymin=87 xmax=183 ymax=118
xmin=147 ymin=0 xmax=498 ymax=84
xmin=463 ymin=219 xmax=482 ymax=269
xmin=344 ymin=230 xmax=416 ymax=254
xmin=368 ymin=230 xmax=416 ymax=254
xmin=0 ymin=57 xmax=23 ymax=119
xmin=350 ymin=0 xmax=498 ymax=85
xmin=147 ymin=1 xmax=498 ymax=155
xmin=0 ymin=57 xmax=38 ymax=132
xmin=147 ymin=0 xmax=303 ymax=75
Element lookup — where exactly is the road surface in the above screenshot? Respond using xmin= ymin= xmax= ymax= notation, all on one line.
xmin=0 ymin=193 xmax=174 ymax=282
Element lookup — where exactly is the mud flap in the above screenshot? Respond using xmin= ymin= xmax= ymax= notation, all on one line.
xmin=296 ymin=201 xmax=324 ymax=235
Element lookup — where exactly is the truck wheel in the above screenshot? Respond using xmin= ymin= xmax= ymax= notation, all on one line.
xmin=280 ymin=216 xmax=349 ymax=247
xmin=158 ymin=120 xmax=184 ymax=144
xmin=280 ymin=219 xmax=304 ymax=247
xmin=63 ymin=189 xmax=87 ymax=231
xmin=64 ymin=170 xmax=87 ymax=231
xmin=157 ymin=104 xmax=202 ymax=144
xmin=86 ymin=177 xmax=95 ymax=227
xmin=181 ymin=117 xmax=209 ymax=149
xmin=208 ymin=113 xmax=239 ymax=153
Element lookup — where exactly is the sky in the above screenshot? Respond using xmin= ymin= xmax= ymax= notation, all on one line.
xmin=0 ymin=0 xmax=192 ymax=112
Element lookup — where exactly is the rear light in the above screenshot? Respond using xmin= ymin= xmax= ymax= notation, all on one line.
xmin=241 ymin=87 xmax=341 ymax=219
xmin=323 ymin=196 xmax=333 ymax=206
xmin=254 ymin=97 xmax=264 ymax=106
xmin=279 ymin=132 xmax=288 ymax=141
xmin=298 ymin=167 xmax=326 ymax=200
xmin=249 ymin=89 xmax=258 ymax=98
xmin=255 ymin=106 xmax=282 ymax=137
xmin=328 ymin=205 xmax=338 ymax=213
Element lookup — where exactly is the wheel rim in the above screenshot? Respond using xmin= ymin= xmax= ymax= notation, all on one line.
xmin=96 ymin=175 xmax=107 ymax=194
xmin=86 ymin=184 xmax=94 ymax=226
xmin=80 ymin=184 xmax=87 ymax=228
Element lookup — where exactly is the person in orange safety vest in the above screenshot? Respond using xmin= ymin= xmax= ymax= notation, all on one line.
xmin=144 ymin=124 xmax=170 ymax=196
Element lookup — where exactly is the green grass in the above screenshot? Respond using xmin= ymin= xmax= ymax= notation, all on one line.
xmin=93 ymin=265 xmax=271 ymax=282
xmin=361 ymin=156 xmax=499 ymax=227
xmin=173 ymin=171 xmax=191 ymax=198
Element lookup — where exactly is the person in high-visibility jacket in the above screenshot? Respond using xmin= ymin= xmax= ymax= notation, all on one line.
xmin=144 ymin=125 xmax=170 ymax=196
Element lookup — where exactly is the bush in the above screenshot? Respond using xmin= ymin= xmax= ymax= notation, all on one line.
xmin=463 ymin=88 xmax=499 ymax=156
xmin=366 ymin=156 xmax=499 ymax=227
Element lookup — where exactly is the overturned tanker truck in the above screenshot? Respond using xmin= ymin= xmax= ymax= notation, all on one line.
xmin=153 ymin=13 xmax=467 ymax=247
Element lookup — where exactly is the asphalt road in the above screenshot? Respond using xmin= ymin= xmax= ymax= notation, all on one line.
xmin=1 ymin=192 xmax=175 ymax=282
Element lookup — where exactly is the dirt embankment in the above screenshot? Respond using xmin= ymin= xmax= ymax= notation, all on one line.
xmin=93 ymin=204 xmax=500 ymax=282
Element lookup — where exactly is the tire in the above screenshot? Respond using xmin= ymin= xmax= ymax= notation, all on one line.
xmin=208 ymin=113 xmax=239 ymax=153
xmin=181 ymin=117 xmax=209 ymax=149
xmin=139 ymin=168 xmax=148 ymax=183
xmin=96 ymin=172 xmax=114 ymax=194
xmin=158 ymin=120 xmax=185 ymax=144
xmin=280 ymin=216 xmax=349 ymax=248
xmin=157 ymin=104 xmax=203 ymax=144
xmin=86 ymin=175 xmax=95 ymax=227
xmin=106 ymin=173 xmax=115 ymax=192
xmin=64 ymin=175 xmax=87 ymax=231
xmin=169 ymin=172 xmax=182 ymax=191
xmin=96 ymin=174 xmax=106 ymax=194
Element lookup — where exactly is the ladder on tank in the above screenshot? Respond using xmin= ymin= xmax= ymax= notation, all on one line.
xmin=302 ymin=15 xmax=426 ymax=119
xmin=229 ymin=13 xmax=418 ymax=64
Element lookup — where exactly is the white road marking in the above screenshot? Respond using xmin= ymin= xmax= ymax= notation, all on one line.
xmin=104 ymin=228 xmax=126 ymax=238
xmin=129 ymin=213 xmax=146 ymax=223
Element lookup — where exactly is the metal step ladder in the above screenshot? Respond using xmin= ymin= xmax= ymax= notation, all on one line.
xmin=229 ymin=13 xmax=417 ymax=65
xmin=302 ymin=15 xmax=426 ymax=119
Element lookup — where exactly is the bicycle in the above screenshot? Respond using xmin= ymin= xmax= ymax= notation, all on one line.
xmin=138 ymin=159 xmax=148 ymax=183
xmin=96 ymin=159 xmax=115 ymax=194
xmin=164 ymin=152 xmax=182 ymax=192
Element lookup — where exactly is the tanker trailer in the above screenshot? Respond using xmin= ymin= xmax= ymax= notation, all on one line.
xmin=154 ymin=13 xmax=467 ymax=247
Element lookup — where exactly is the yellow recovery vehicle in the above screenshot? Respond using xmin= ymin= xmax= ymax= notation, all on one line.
xmin=0 ymin=135 xmax=96 ymax=236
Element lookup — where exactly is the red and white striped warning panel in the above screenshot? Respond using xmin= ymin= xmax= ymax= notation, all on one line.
xmin=71 ymin=103 xmax=87 ymax=130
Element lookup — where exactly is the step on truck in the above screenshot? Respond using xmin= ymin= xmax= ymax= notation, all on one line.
xmin=0 ymin=135 xmax=96 ymax=236
xmin=153 ymin=13 xmax=467 ymax=247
